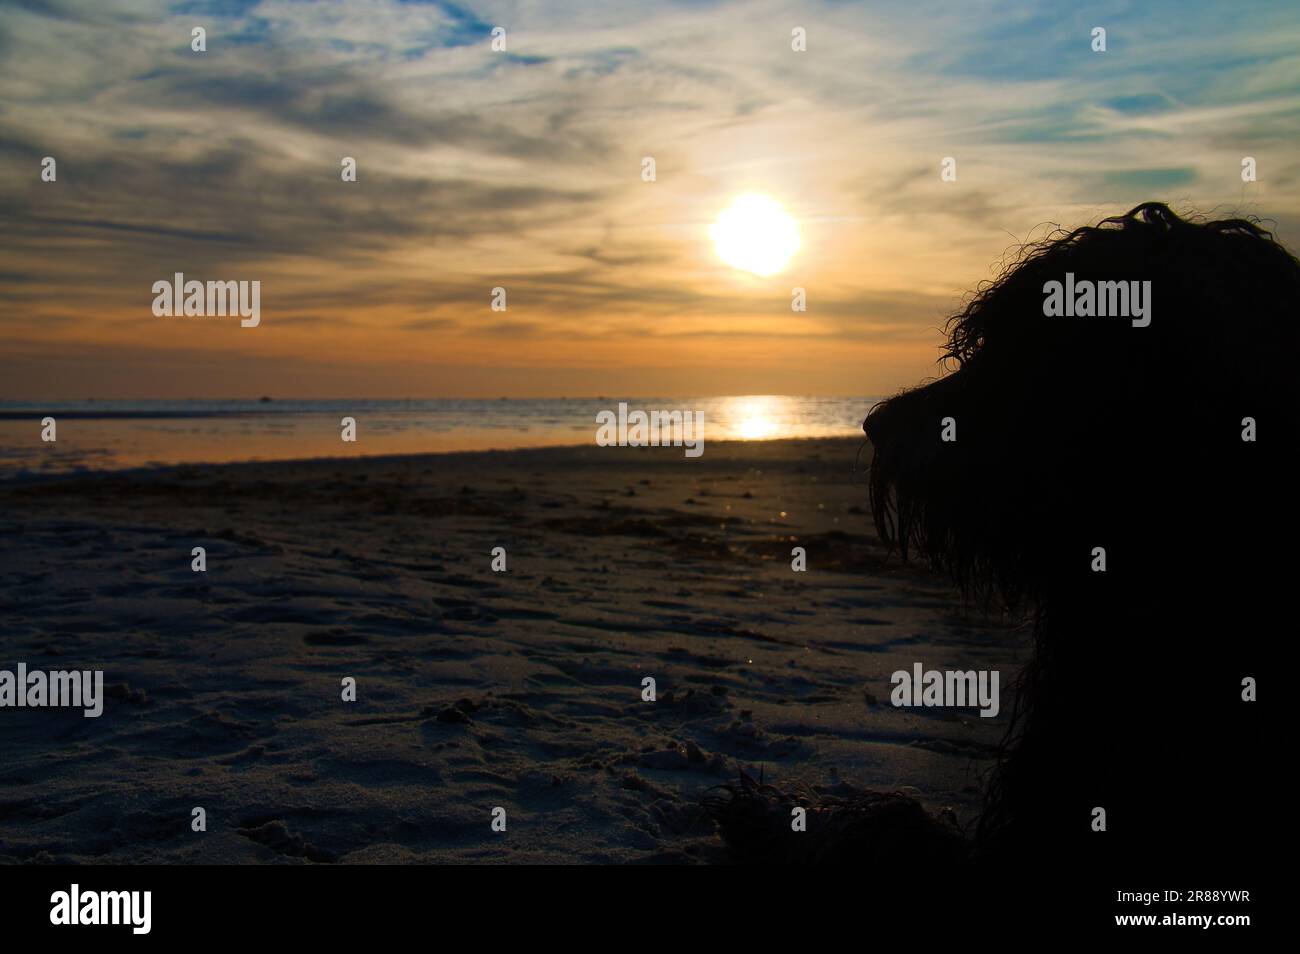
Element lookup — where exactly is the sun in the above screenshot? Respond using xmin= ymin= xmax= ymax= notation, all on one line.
xmin=710 ymin=194 xmax=800 ymax=277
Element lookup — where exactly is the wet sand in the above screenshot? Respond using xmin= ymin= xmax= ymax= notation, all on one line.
xmin=0 ymin=438 xmax=1022 ymax=863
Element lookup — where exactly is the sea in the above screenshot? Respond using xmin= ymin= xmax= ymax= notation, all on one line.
xmin=0 ymin=395 xmax=879 ymax=475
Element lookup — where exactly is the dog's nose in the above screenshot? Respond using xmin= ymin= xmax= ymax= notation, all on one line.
xmin=865 ymin=375 xmax=962 ymax=446
xmin=862 ymin=399 xmax=896 ymax=442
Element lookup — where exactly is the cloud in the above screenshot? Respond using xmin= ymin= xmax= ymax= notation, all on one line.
xmin=1 ymin=0 xmax=1298 ymax=396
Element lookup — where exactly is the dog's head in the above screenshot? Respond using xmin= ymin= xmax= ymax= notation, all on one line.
xmin=863 ymin=202 xmax=1299 ymax=611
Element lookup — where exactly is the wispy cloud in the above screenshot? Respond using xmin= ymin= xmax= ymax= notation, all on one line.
xmin=2 ymin=0 xmax=1298 ymax=396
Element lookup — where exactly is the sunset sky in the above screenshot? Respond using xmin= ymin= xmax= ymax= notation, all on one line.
xmin=2 ymin=0 xmax=1298 ymax=399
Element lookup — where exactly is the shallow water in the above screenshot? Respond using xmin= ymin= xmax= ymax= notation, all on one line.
xmin=0 ymin=395 xmax=879 ymax=474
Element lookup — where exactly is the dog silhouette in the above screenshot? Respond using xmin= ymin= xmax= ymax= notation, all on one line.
xmin=711 ymin=204 xmax=1291 ymax=898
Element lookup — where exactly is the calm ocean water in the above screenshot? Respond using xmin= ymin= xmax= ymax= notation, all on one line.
xmin=0 ymin=396 xmax=879 ymax=475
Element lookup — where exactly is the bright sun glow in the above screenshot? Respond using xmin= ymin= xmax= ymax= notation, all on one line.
xmin=731 ymin=397 xmax=781 ymax=440
xmin=710 ymin=194 xmax=800 ymax=277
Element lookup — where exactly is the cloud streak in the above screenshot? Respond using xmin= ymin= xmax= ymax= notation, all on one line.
xmin=2 ymin=0 xmax=1297 ymax=397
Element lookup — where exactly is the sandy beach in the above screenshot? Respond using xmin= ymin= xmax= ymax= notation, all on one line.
xmin=0 ymin=438 xmax=1022 ymax=864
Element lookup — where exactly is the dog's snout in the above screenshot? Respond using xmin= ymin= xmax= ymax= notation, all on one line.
xmin=862 ymin=398 xmax=900 ymax=443
xmin=865 ymin=374 xmax=964 ymax=447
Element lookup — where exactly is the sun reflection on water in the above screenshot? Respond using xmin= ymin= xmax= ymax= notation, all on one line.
xmin=724 ymin=396 xmax=786 ymax=440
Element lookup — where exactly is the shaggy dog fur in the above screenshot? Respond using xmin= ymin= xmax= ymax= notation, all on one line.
xmin=709 ymin=203 xmax=1292 ymax=888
